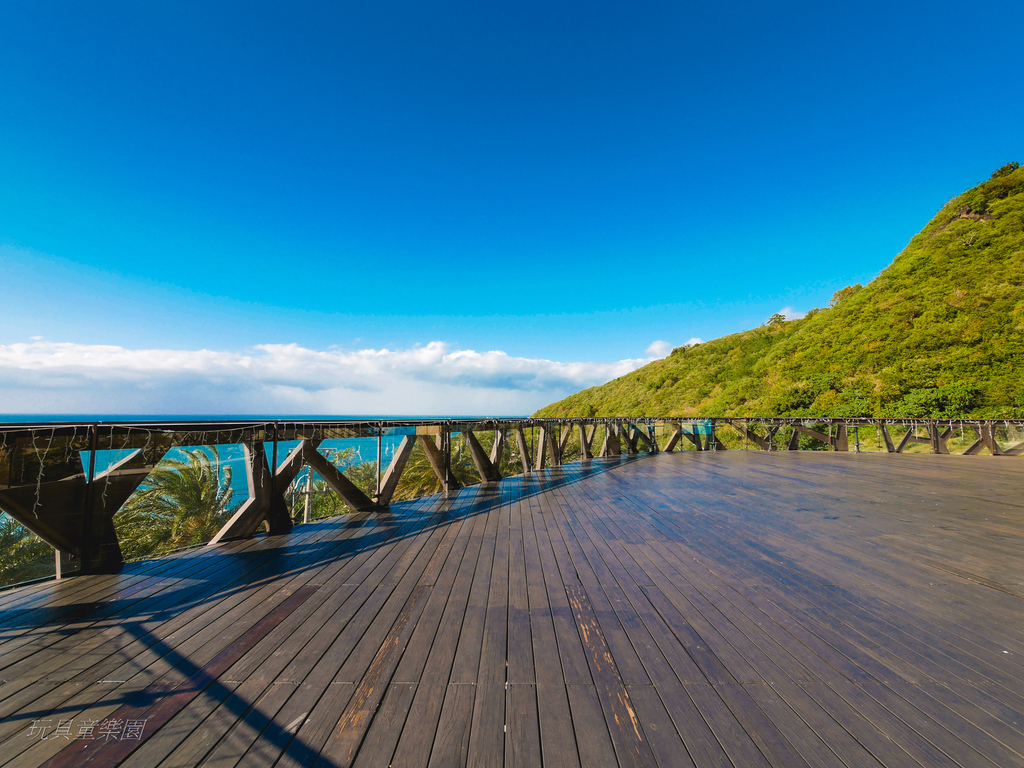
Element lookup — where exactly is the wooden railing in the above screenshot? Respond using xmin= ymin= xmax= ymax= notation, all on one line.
xmin=1 ymin=416 xmax=1020 ymax=578
xmin=0 ymin=418 xmax=673 ymax=577
xmin=706 ymin=417 xmax=1024 ymax=455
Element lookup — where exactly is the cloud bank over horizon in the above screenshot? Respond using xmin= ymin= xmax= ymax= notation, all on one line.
xmin=0 ymin=339 xmax=671 ymax=416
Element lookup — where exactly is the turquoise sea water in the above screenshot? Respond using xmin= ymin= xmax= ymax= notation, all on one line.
xmin=78 ymin=436 xmax=407 ymax=506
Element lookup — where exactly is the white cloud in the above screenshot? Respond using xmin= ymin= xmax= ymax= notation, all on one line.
xmin=682 ymin=337 xmax=703 ymax=347
xmin=0 ymin=340 xmax=666 ymax=416
xmin=644 ymin=340 xmax=672 ymax=358
xmin=778 ymin=306 xmax=806 ymax=320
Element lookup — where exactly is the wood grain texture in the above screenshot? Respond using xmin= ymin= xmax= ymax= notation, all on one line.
xmin=2 ymin=451 xmax=1023 ymax=767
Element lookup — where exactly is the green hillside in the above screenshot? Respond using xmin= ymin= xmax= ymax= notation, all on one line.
xmin=536 ymin=163 xmax=1024 ymax=420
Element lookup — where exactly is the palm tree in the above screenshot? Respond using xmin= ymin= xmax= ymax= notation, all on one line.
xmin=115 ymin=447 xmax=235 ymax=560
xmin=0 ymin=512 xmax=53 ymax=587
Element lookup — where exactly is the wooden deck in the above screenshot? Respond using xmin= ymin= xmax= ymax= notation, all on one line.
xmin=1 ymin=451 xmax=1023 ymax=768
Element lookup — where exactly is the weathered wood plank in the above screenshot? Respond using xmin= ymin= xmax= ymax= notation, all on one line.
xmin=3 ymin=450 xmax=1023 ymax=768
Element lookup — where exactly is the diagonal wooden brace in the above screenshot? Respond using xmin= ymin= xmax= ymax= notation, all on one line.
xmin=981 ymin=424 xmax=1003 ymax=455
xmin=0 ymin=446 xmax=159 ymax=574
xmin=210 ymin=442 xmax=276 ymax=544
xmin=264 ymin=440 xmax=315 ymax=533
xmin=376 ymin=435 xmax=418 ymax=506
xmin=557 ymin=425 xmax=573 ymax=459
xmin=930 ymin=424 xmax=950 ymax=454
xmin=514 ymin=428 xmax=532 ymax=474
xmin=623 ymin=427 xmax=640 ymax=455
xmin=577 ymin=424 xmax=595 ymax=459
xmin=420 ymin=434 xmax=461 ymax=493
xmin=683 ymin=431 xmax=704 ymax=450
xmin=663 ymin=424 xmax=683 ymax=452
xmin=601 ymin=424 xmax=622 ymax=457
xmin=792 ymin=424 xmax=832 ymax=447
xmin=532 ymin=428 xmax=548 ymax=468
xmin=464 ymin=430 xmax=499 ymax=483
xmin=730 ymin=421 xmax=770 ymax=450
xmin=895 ymin=426 xmax=917 ymax=453
xmin=627 ymin=424 xmax=655 ymax=453
xmin=489 ymin=430 xmax=506 ymax=478
xmin=301 ymin=442 xmax=376 ymax=511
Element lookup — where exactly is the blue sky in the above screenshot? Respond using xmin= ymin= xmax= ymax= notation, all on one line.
xmin=2 ymin=0 xmax=1022 ymax=415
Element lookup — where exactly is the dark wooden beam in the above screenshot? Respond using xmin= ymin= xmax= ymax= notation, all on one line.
xmin=302 ymin=441 xmax=376 ymax=512
xmin=630 ymin=424 xmax=657 ymax=453
xmin=534 ymin=427 xmax=549 ymax=470
xmin=682 ymin=431 xmax=704 ymax=450
xmin=464 ymin=430 xmax=499 ymax=483
xmin=211 ymin=442 xmax=278 ymax=543
xmin=577 ymin=424 xmax=595 ymax=459
xmin=1003 ymin=440 xmax=1024 ymax=456
xmin=930 ymin=424 xmax=950 ymax=455
xmin=792 ymin=424 xmax=832 ymax=445
xmin=728 ymin=421 xmax=770 ymax=450
xmin=602 ymin=423 xmax=622 ymax=457
xmin=663 ymin=424 xmax=682 ymax=453
xmin=489 ymin=429 xmax=506 ymax=478
xmin=376 ymin=435 xmax=418 ymax=506
xmin=880 ymin=425 xmax=896 ymax=453
xmin=834 ymin=424 xmax=848 ymax=452
xmin=514 ymin=428 xmax=532 ymax=474
xmin=981 ymin=424 xmax=1003 ymax=456
xmin=558 ymin=425 xmax=573 ymax=457
xmin=419 ymin=434 xmax=461 ymax=493
xmin=534 ymin=426 xmax=559 ymax=469
xmin=895 ymin=427 xmax=916 ymax=454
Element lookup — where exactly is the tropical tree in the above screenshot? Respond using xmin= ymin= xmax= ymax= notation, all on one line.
xmin=115 ymin=447 xmax=236 ymax=560
xmin=284 ymin=448 xmax=377 ymax=522
xmin=0 ymin=512 xmax=53 ymax=587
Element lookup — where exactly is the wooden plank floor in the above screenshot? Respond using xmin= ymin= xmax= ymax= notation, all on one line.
xmin=2 ymin=451 xmax=1023 ymax=767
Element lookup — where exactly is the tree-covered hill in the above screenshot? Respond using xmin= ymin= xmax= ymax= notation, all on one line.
xmin=536 ymin=163 xmax=1024 ymax=419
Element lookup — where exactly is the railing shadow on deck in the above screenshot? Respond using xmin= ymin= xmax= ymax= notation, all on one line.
xmin=0 ymin=455 xmax=636 ymax=632
xmin=0 ymin=417 xmax=668 ymax=584
xmin=0 ymin=455 xmax=643 ymax=766
xmin=2 ymin=415 xmax=1020 ymax=592
xmin=7 ymin=617 xmax=349 ymax=768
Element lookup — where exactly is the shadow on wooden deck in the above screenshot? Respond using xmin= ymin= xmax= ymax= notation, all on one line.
xmin=1 ymin=451 xmax=1023 ymax=768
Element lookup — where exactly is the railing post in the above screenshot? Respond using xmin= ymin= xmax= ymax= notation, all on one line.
xmin=303 ymin=467 xmax=312 ymax=524
xmin=77 ymin=423 xmax=100 ymax=575
xmin=442 ymin=423 xmax=453 ymax=495
xmin=270 ymin=421 xmax=279 ymax=509
xmin=376 ymin=424 xmax=383 ymax=498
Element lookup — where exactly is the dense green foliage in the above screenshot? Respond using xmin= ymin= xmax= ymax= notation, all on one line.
xmin=115 ymin=447 xmax=236 ymax=561
xmin=537 ymin=165 xmax=1024 ymax=419
xmin=0 ymin=513 xmax=54 ymax=585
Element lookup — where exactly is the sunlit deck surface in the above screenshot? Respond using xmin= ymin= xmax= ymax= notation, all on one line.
xmin=3 ymin=451 xmax=1024 ymax=768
